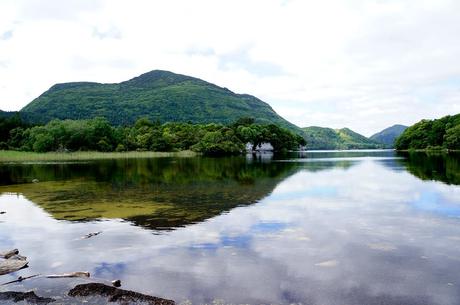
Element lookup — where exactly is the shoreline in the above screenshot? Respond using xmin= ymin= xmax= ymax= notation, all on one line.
xmin=396 ymin=149 xmax=460 ymax=153
xmin=0 ymin=150 xmax=197 ymax=162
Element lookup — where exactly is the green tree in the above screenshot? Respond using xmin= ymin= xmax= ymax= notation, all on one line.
xmin=444 ymin=125 xmax=460 ymax=149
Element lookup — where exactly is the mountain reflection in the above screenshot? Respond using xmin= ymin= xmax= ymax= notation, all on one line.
xmin=3 ymin=150 xmax=457 ymax=232
xmin=1 ymin=151 xmax=460 ymax=305
xmin=0 ymin=157 xmax=303 ymax=230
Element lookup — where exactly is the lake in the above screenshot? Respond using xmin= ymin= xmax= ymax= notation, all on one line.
xmin=0 ymin=150 xmax=459 ymax=305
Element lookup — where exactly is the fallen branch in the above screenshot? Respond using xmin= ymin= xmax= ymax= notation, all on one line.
xmin=45 ymin=271 xmax=90 ymax=279
xmin=0 ymin=274 xmax=40 ymax=286
xmin=81 ymin=231 xmax=102 ymax=239
xmin=1 ymin=272 xmax=89 ymax=286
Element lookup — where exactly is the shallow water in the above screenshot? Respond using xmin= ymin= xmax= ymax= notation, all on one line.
xmin=0 ymin=150 xmax=459 ymax=305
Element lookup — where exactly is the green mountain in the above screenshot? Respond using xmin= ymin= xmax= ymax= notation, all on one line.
xmin=395 ymin=114 xmax=460 ymax=150
xmin=370 ymin=124 xmax=407 ymax=147
xmin=302 ymin=126 xmax=384 ymax=150
xmin=20 ymin=70 xmax=302 ymax=133
xmin=0 ymin=110 xmax=14 ymax=119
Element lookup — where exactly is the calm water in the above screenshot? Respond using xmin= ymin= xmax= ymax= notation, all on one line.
xmin=0 ymin=150 xmax=459 ymax=305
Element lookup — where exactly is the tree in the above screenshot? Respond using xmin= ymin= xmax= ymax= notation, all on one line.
xmin=444 ymin=125 xmax=460 ymax=149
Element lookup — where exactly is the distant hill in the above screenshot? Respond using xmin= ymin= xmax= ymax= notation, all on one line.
xmin=395 ymin=114 xmax=460 ymax=150
xmin=370 ymin=124 xmax=407 ymax=147
xmin=302 ymin=126 xmax=384 ymax=150
xmin=20 ymin=70 xmax=302 ymax=134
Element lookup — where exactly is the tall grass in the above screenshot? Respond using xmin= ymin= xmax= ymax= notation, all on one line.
xmin=0 ymin=150 xmax=197 ymax=162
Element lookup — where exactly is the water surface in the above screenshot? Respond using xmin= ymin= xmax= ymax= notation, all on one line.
xmin=0 ymin=150 xmax=459 ymax=305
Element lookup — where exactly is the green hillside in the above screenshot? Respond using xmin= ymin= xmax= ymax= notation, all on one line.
xmin=370 ymin=124 xmax=407 ymax=147
xmin=20 ymin=70 xmax=302 ymax=134
xmin=303 ymin=126 xmax=384 ymax=150
xmin=395 ymin=114 xmax=460 ymax=150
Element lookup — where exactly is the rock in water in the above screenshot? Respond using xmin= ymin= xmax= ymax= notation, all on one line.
xmin=0 ymin=291 xmax=55 ymax=304
xmin=0 ymin=259 xmax=28 ymax=275
xmin=0 ymin=249 xmax=19 ymax=259
xmin=69 ymin=283 xmax=175 ymax=305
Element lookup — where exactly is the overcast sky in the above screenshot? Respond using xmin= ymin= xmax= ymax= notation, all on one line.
xmin=1 ymin=0 xmax=459 ymax=136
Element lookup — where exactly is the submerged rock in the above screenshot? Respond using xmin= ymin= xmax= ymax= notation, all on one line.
xmin=69 ymin=283 xmax=175 ymax=305
xmin=0 ymin=291 xmax=55 ymax=304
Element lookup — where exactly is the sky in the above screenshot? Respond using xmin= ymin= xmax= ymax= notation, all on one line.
xmin=0 ymin=0 xmax=459 ymax=136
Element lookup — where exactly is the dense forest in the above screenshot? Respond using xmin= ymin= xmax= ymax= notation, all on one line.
xmin=395 ymin=114 xmax=460 ymax=150
xmin=0 ymin=116 xmax=306 ymax=155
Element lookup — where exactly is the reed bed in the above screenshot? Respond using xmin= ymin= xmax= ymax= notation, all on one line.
xmin=0 ymin=150 xmax=197 ymax=162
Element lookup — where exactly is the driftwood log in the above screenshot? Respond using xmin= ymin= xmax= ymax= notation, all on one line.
xmin=0 ymin=272 xmax=89 ymax=286
xmin=46 ymin=271 xmax=90 ymax=279
xmin=69 ymin=283 xmax=175 ymax=305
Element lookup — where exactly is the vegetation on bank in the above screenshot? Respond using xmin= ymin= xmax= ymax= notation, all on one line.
xmin=0 ymin=116 xmax=306 ymax=156
xmin=0 ymin=150 xmax=196 ymax=162
xmin=302 ymin=126 xmax=384 ymax=150
xmin=395 ymin=114 xmax=460 ymax=150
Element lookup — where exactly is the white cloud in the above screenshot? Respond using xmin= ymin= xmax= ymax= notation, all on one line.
xmin=0 ymin=0 xmax=459 ymax=135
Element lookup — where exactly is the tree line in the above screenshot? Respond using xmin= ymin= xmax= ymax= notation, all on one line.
xmin=0 ymin=116 xmax=306 ymax=155
xmin=395 ymin=114 xmax=460 ymax=150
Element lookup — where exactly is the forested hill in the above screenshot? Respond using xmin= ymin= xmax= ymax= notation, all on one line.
xmin=302 ymin=126 xmax=384 ymax=150
xmin=20 ymin=70 xmax=302 ymax=134
xmin=370 ymin=124 xmax=407 ymax=147
xmin=395 ymin=114 xmax=460 ymax=150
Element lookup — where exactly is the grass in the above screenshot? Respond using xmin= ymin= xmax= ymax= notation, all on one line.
xmin=0 ymin=150 xmax=197 ymax=162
